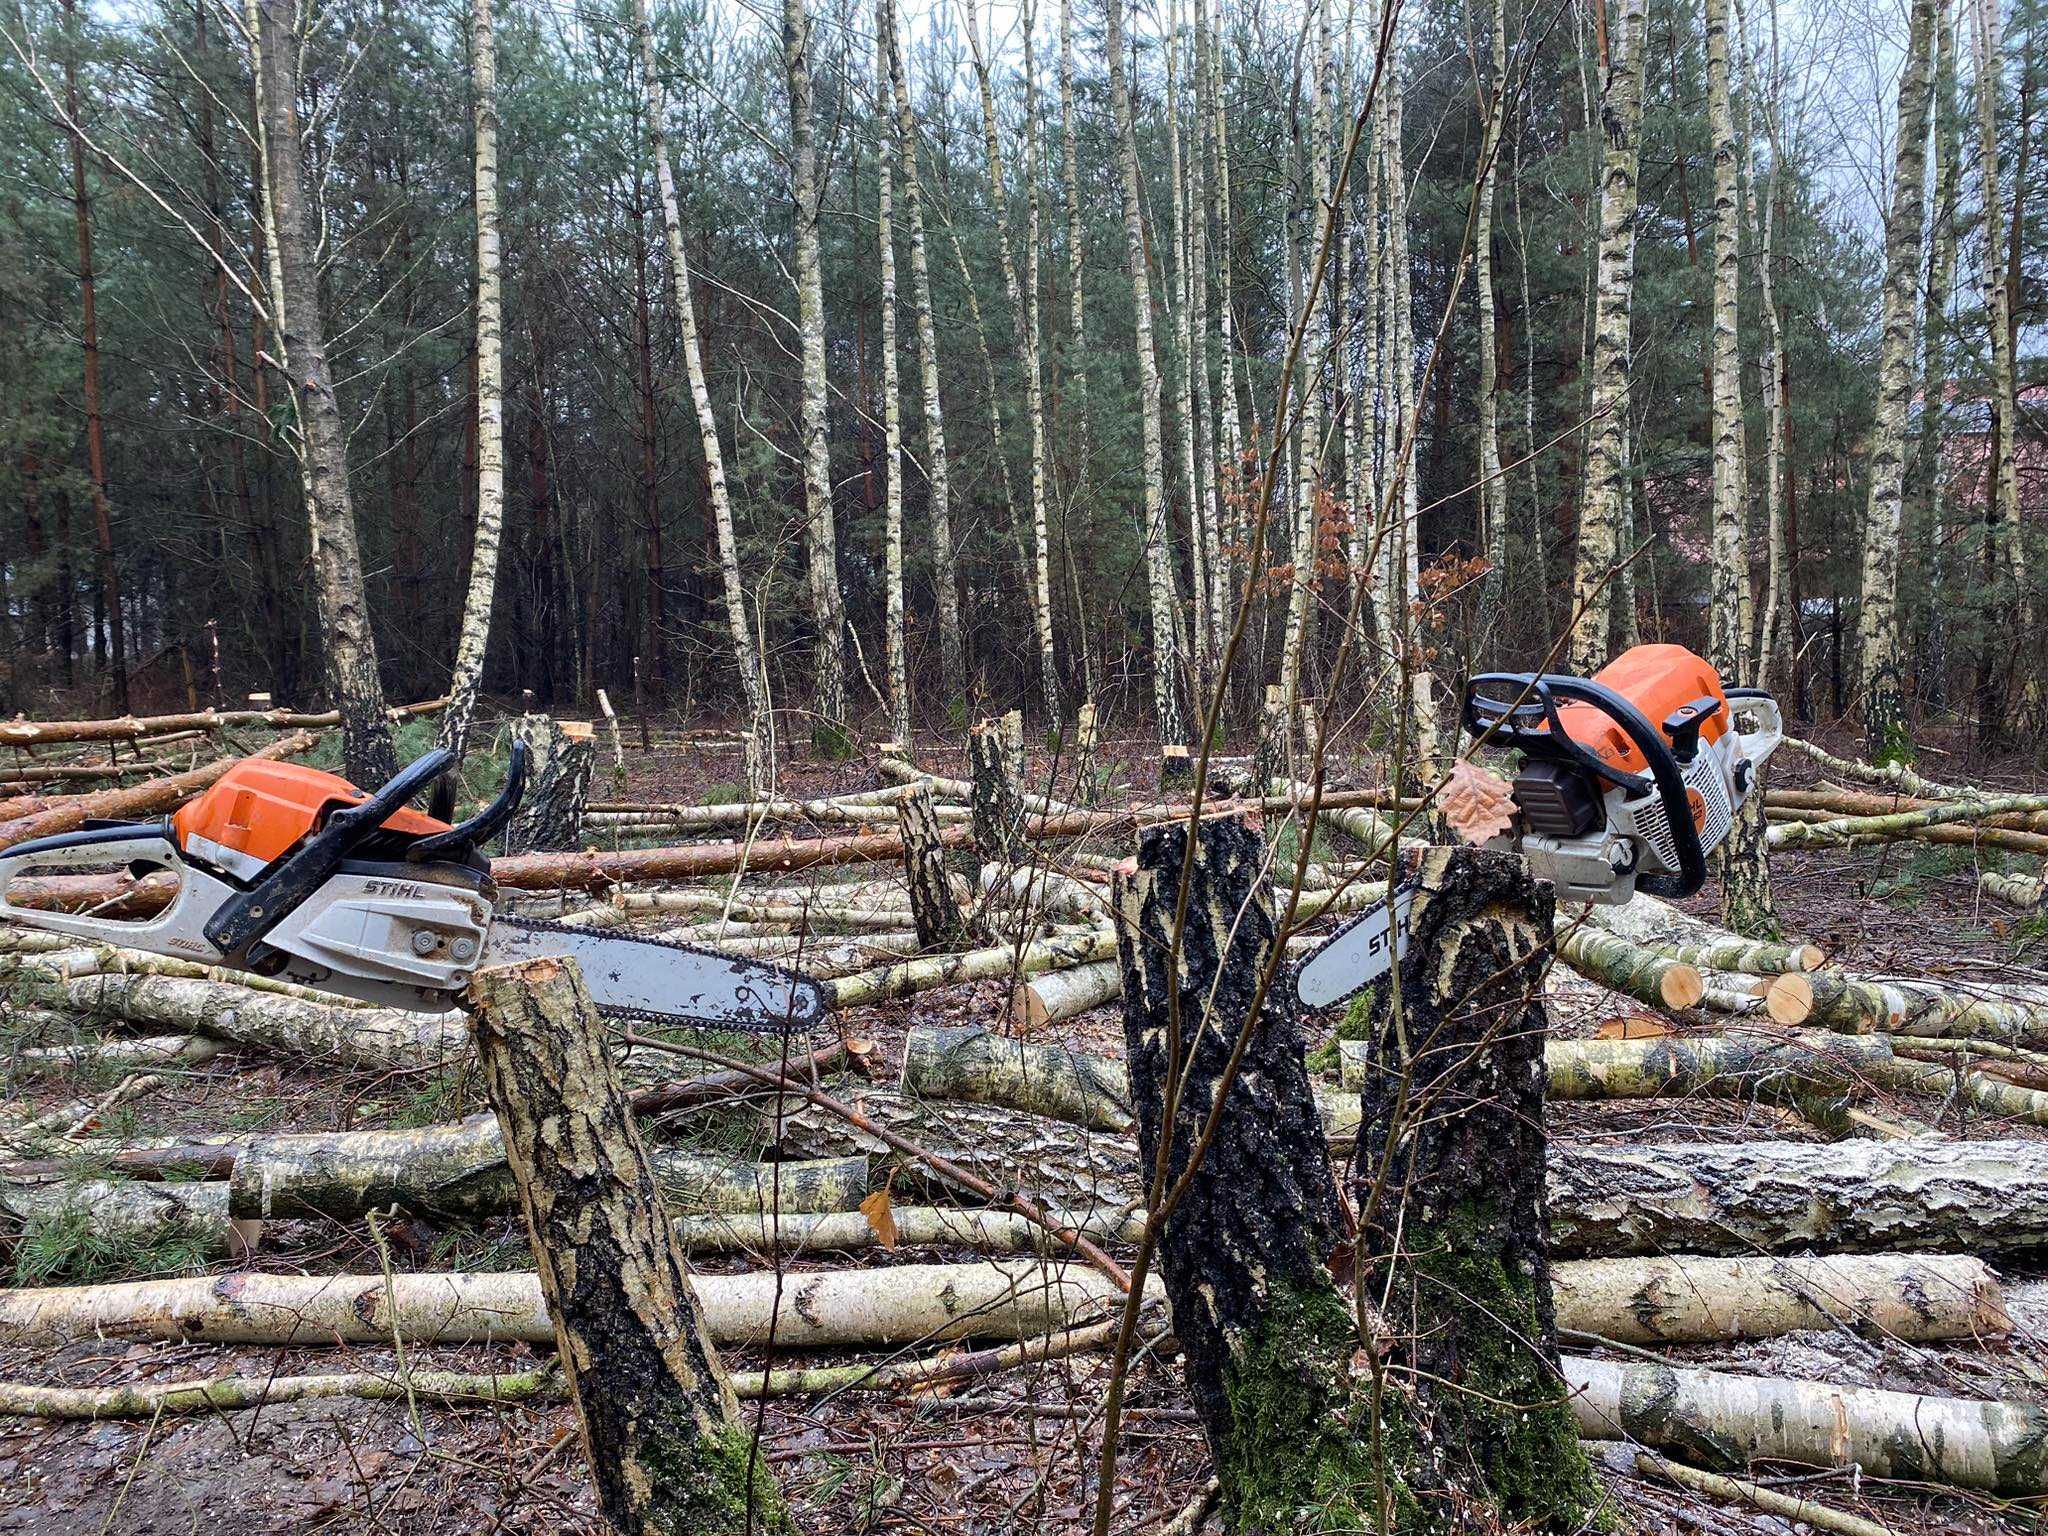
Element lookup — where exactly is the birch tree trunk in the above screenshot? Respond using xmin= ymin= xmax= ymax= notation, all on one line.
xmin=1747 ymin=0 xmax=1796 ymax=696
xmin=1211 ymin=3 xmax=1247 ymax=636
xmin=1855 ymin=0 xmax=1937 ymax=761
xmin=1189 ymin=0 xmax=1224 ymax=671
xmin=1566 ymin=0 xmax=1648 ymax=675
xmin=1164 ymin=0 xmax=1211 ymax=689
xmin=632 ymin=0 xmax=770 ymax=794
xmin=440 ymin=0 xmax=506 ymax=768
xmin=1056 ymin=0 xmax=1099 ymax=708
xmin=1105 ymin=0 xmax=1188 ymax=748
xmin=876 ymin=0 xmax=910 ymax=750
xmin=885 ymin=12 xmax=965 ymax=707
xmin=782 ymin=0 xmax=849 ymax=745
xmin=1475 ymin=0 xmax=1508 ymax=615
xmin=1909 ymin=7 xmax=1961 ymax=701
xmin=1970 ymin=0 xmax=2026 ymax=739
xmin=964 ymin=0 xmax=1059 ymax=723
xmin=248 ymin=0 xmax=396 ymax=786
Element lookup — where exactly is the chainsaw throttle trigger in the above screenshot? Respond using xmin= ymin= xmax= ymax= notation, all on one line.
xmin=1661 ymin=696 xmax=1723 ymax=763
xmin=202 ymin=748 xmax=458 ymax=954
xmin=407 ymin=739 xmax=529 ymax=863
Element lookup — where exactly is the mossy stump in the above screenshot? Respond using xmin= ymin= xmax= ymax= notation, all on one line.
xmin=1349 ymin=846 xmax=1605 ymax=1531
xmin=1116 ymin=814 xmax=1399 ymax=1533
xmin=469 ymin=957 xmax=786 ymax=1535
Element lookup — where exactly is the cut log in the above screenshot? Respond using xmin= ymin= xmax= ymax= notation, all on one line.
xmin=1550 ymin=1253 xmax=2006 ymax=1344
xmin=1548 ymin=1137 xmax=2048 ymax=1257
xmin=1114 ymin=810 xmax=1388 ymax=1531
xmin=1007 ymin=958 xmax=1121 ymax=1030
xmin=1793 ymin=970 xmax=2048 ymax=1040
xmin=896 ymin=780 xmax=968 ymax=947
xmin=0 ymin=1259 xmax=1144 ymax=1350
xmin=503 ymin=715 xmax=594 ymax=855
xmin=1867 ymin=1056 xmax=2048 ymax=1126
xmin=8 ymin=1033 xmax=224 ymax=1073
xmin=1777 ymin=736 xmax=1982 ymax=799
xmin=821 ymin=924 xmax=1115 ymax=1009
xmin=1568 ymin=1356 xmax=2048 ymax=1495
xmin=0 ymin=1178 xmax=237 ymax=1264
xmin=901 ymin=1023 xmax=1132 ymax=1132
xmin=0 ymin=928 xmax=383 ymax=1008
xmin=0 ymin=698 xmax=441 ymax=748
xmin=0 ymin=730 xmax=320 ymax=851
xmin=1768 ymin=797 xmax=2048 ymax=856
xmin=228 ymin=1119 xmax=866 ymax=1222
xmin=1554 ymin=922 xmax=1706 ymax=1010
xmin=468 ymin=956 xmax=784 ymax=1533
xmin=490 ymin=825 xmax=973 ymax=891
xmin=1981 ymin=869 xmax=2044 ymax=909
xmin=1587 ymin=900 xmax=1823 ymax=974
xmin=1348 ymin=846 xmax=1601 ymax=1526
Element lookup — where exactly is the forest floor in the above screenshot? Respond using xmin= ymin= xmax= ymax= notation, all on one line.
xmin=0 ymin=716 xmax=2043 ymax=1534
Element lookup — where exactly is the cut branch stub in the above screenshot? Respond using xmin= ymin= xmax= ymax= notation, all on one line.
xmin=467 ymin=957 xmax=784 ymax=1534
xmin=1114 ymin=811 xmax=1378 ymax=1530
xmin=1350 ymin=845 xmax=1603 ymax=1529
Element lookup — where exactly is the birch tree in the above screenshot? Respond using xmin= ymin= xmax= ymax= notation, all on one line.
xmin=632 ymin=0 xmax=770 ymax=792
xmin=440 ymin=0 xmax=505 ymax=767
xmin=247 ymin=0 xmax=396 ymax=785
xmin=1105 ymin=0 xmax=1187 ymax=747
xmin=1909 ymin=6 xmax=1961 ymax=699
xmin=1746 ymin=0 xmax=1796 ymax=696
xmin=781 ymin=0 xmax=849 ymax=747
xmin=876 ymin=0 xmax=909 ymax=749
xmin=1566 ymin=0 xmax=1648 ymax=676
xmin=885 ymin=10 xmax=966 ymax=708
xmin=1474 ymin=0 xmax=1508 ymax=617
xmin=1855 ymin=0 xmax=1938 ymax=761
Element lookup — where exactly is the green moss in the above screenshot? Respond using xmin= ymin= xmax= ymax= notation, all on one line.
xmin=1216 ymin=1278 xmax=1420 ymax=1535
xmin=1305 ymin=989 xmax=1375 ymax=1076
xmin=811 ymin=720 xmax=855 ymax=762
xmin=638 ymin=1411 xmax=789 ymax=1534
xmin=1397 ymin=1199 xmax=1607 ymax=1532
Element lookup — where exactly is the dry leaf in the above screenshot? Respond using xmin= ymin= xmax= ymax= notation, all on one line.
xmin=859 ymin=1188 xmax=899 ymax=1248
xmin=1594 ymin=1014 xmax=1673 ymax=1040
xmin=1442 ymin=758 xmax=1519 ymax=846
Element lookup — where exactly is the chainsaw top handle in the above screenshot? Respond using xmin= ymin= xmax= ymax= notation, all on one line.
xmin=1461 ymin=670 xmax=1709 ymax=900
xmin=202 ymin=747 xmax=460 ymax=955
xmin=407 ymin=739 xmax=528 ymax=863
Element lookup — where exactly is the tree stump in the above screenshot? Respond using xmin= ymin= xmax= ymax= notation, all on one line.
xmin=1115 ymin=813 xmax=1384 ymax=1530
xmin=504 ymin=714 xmax=593 ymax=853
xmin=1348 ymin=846 xmax=1603 ymax=1529
xmin=469 ymin=957 xmax=785 ymax=1534
xmin=968 ymin=712 xmax=1026 ymax=871
xmin=1072 ymin=700 xmax=1101 ymax=806
xmin=896 ymin=781 xmax=967 ymax=948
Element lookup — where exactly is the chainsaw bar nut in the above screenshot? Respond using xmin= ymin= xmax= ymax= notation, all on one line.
xmin=410 ymin=929 xmax=441 ymax=956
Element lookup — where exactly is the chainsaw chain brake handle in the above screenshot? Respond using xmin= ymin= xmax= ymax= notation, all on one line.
xmin=1461 ymin=670 xmax=1709 ymax=900
xmin=406 ymin=739 xmax=528 ymax=864
xmin=202 ymin=747 xmax=462 ymax=955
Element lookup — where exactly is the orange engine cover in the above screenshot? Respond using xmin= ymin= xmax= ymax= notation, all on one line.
xmin=172 ymin=759 xmax=450 ymax=873
xmin=1556 ymin=643 xmax=1729 ymax=774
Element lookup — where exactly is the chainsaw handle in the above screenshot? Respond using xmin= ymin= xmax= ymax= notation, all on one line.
xmin=1724 ymin=688 xmax=1784 ymax=774
xmin=407 ymin=739 xmax=528 ymax=863
xmin=203 ymin=748 xmax=457 ymax=954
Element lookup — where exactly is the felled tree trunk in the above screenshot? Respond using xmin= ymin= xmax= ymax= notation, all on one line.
xmin=896 ymin=781 xmax=967 ymax=948
xmin=469 ymin=956 xmax=784 ymax=1534
xmin=1114 ymin=813 xmax=1386 ymax=1531
xmin=1007 ymin=958 xmax=1121 ymax=1030
xmin=1349 ymin=847 xmax=1601 ymax=1529
xmin=0 ymin=1178 xmax=238 ymax=1265
xmin=504 ymin=714 xmax=593 ymax=854
xmin=902 ymin=1024 xmax=1133 ymax=1132
xmin=1552 ymin=921 xmax=1706 ymax=1010
xmin=1549 ymin=1136 xmax=2048 ymax=1256
xmin=1569 ymin=1357 xmax=2048 ymax=1495
xmin=227 ymin=1118 xmax=867 ymax=1222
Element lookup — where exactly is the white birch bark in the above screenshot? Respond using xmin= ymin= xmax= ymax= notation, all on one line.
xmin=876 ymin=0 xmax=909 ymax=749
xmin=1212 ymin=4 xmax=1247 ymax=612
xmin=1056 ymin=0 xmax=1099 ymax=708
xmin=1970 ymin=0 xmax=2025 ymax=611
xmin=1706 ymin=0 xmax=1750 ymax=683
xmin=1105 ymin=0 xmax=1187 ymax=747
xmin=885 ymin=14 xmax=966 ymax=705
xmin=1474 ymin=0 xmax=1507 ymax=609
xmin=1163 ymin=0 xmax=1211 ymax=687
xmin=781 ymin=0 xmax=849 ymax=740
xmin=632 ymin=0 xmax=770 ymax=793
xmin=441 ymin=0 xmax=506 ymax=767
xmin=1911 ymin=8 xmax=1960 ymax=699
xmin=1746 ymin=0 xmax=1795 ymax=695
xmin=1855 ymin=0 xmax=1937 ymax=759
xmin=1189 ymin=0 xmax=1223 ymax=668
xmin=1566 ymin=0 xmax=1649 ymax=675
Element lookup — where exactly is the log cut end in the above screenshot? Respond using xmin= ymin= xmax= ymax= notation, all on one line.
xmin=1765 ymin=971 xmax=1815 ymax=1026
xmin=1658 ymin=962 xmax=1706 ymax=1011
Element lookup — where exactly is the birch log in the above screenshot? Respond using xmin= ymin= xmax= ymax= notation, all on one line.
xmin=1569 ymin=1357 xmax=2048 ymax=1495
xmin=1007 ymin=958 xmax=1121 ymax=1030
xmin=1553 ymin=922 xmax=1707 ymax=1009
xmin=470 ymin=956 xmax=784 ymax=1532
xmin=0 ymin=1178 xmax=235 ymax=1260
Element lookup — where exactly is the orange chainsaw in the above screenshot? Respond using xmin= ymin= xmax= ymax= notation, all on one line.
xmin=0 ymin=744 xmax=827 ymax=1031
xmin=1293 ymin=644 xmax=1783 ymax=1009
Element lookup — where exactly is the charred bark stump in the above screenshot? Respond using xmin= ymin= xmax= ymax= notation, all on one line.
xmin=1115 ymin=813 xmax=1387 ymax=1531
xmin=896 ymin=781 xmax=967 ymax=948
xmin=504 ymin=714 xmax=593 ymax=854
xmin=469 ymin=957 xmax=785 ymax=1534
xmin=1349 ymin=846 xmax=1602 ymax=1530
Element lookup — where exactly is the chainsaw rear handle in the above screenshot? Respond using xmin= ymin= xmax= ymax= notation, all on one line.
xmin=1461 ymin=670 xmax=1709 ymax=900
xmin=203 ymin=747 xmax=459 ymax=955
xmin=0 ymin=823 xmax=235 ymax=959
